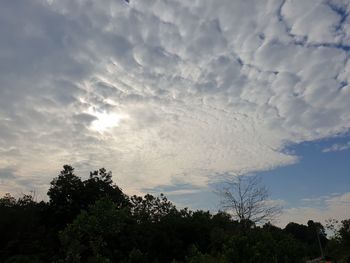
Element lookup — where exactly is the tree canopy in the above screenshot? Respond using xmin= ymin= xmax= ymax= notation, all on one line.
xmin=0 ymin=165 xmax=349 ymax=262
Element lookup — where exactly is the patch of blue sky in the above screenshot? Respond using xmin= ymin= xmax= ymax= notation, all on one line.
xmin=146 ymin=134 xmax=350 ymax=212
xmin=260 ymin=133 xmax=350 ymax=208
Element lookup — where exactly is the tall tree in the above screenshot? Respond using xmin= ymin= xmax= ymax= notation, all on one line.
xmin=47 ymin=165 xmax=84 ymax=225
xmin=217 ymin=175 xmax=281 ymax=224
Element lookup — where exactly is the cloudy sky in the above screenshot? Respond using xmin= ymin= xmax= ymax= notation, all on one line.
xmin=1 ymin=0 xmax=350 ymax=226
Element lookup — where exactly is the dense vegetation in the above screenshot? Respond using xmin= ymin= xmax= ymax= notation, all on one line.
xmin=0 ymin=165 xmax=349 ymax=262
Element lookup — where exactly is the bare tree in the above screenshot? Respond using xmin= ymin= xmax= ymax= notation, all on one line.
xmin=217 ymin=175 xmax=281 ymax=224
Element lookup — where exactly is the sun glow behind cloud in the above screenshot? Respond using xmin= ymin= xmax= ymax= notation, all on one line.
xmin=0 ymin=0 xmax=350 ymax=210
xmin=88 ymin=107 xmax=128 ymax=133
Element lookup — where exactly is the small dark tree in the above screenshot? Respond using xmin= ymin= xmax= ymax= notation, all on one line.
xmin=339 ymin=219 xmax=350 ymax=257
xmin=307 ymin=220 xmax=327 ymax=258
xmin=339 ymin=219 xmax=350 ymax=245
xmin=0 ymin=193 xmax=16 ymax=207
xmin=47 ymin=165 xmax=84 ymax=225
xmin=83 ymin=168 xmax=129 ymax=209
xmin=130 ymin=193 xmax=176 ymax=223
xmin=48 ymin=165 xmax=84 ymax=207
xmin=217 ymin=175 xmax=281 ymax=224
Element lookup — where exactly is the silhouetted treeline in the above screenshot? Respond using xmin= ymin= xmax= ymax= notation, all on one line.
xmin=0 ymin=165 xmax=349 ymax=262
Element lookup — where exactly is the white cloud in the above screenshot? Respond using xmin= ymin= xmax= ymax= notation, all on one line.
xmin=0 ymin=0 xmax=349 ymax=198
xmin=322 ymin=141 xmax=350 ymax=152
xmin=281 ymin=0 xmax=344 ymax=44
xmin=278 ymin=192 xmax=350 ymax=227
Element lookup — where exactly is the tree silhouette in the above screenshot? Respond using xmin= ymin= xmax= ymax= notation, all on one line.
xmin=60 ymin=198 xmax=129 ymax=262
xmin=0 ymin=165 xmax=348 ymax=262
xmin=83 ymin=168 xmax=129 ymax=209
xmin=47 ymin=165 xmax=84 ymax=225
xmin=130 ymin=193 xmax=176 ymax=223
xmin=218 ymin=175 xmax=281 ymax=224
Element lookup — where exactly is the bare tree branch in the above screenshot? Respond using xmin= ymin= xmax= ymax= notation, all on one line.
xmin=217 ymin=175 xmax=282 ymax=224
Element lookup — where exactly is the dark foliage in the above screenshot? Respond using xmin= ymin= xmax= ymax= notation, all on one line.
xmin=0 ymin=165 xmax=349 ymax=262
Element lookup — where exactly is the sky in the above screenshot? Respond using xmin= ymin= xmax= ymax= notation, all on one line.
xmin=0 ymin=0 xmax=350 ymax=227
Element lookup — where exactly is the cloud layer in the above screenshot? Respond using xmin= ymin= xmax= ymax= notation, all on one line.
xmin=279 ymin=192 xmax=350 ymax=227
xmin=322 ymin=141 xmax=350 ymax=152
xmin=1 ymin=0 xmax=350 ymax=197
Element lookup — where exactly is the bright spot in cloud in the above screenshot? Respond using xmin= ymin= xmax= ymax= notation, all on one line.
xmin=1 ymin=0 xmax=350 ymax=210
xmin=88 ymin=108 xmax=128 ymax=133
